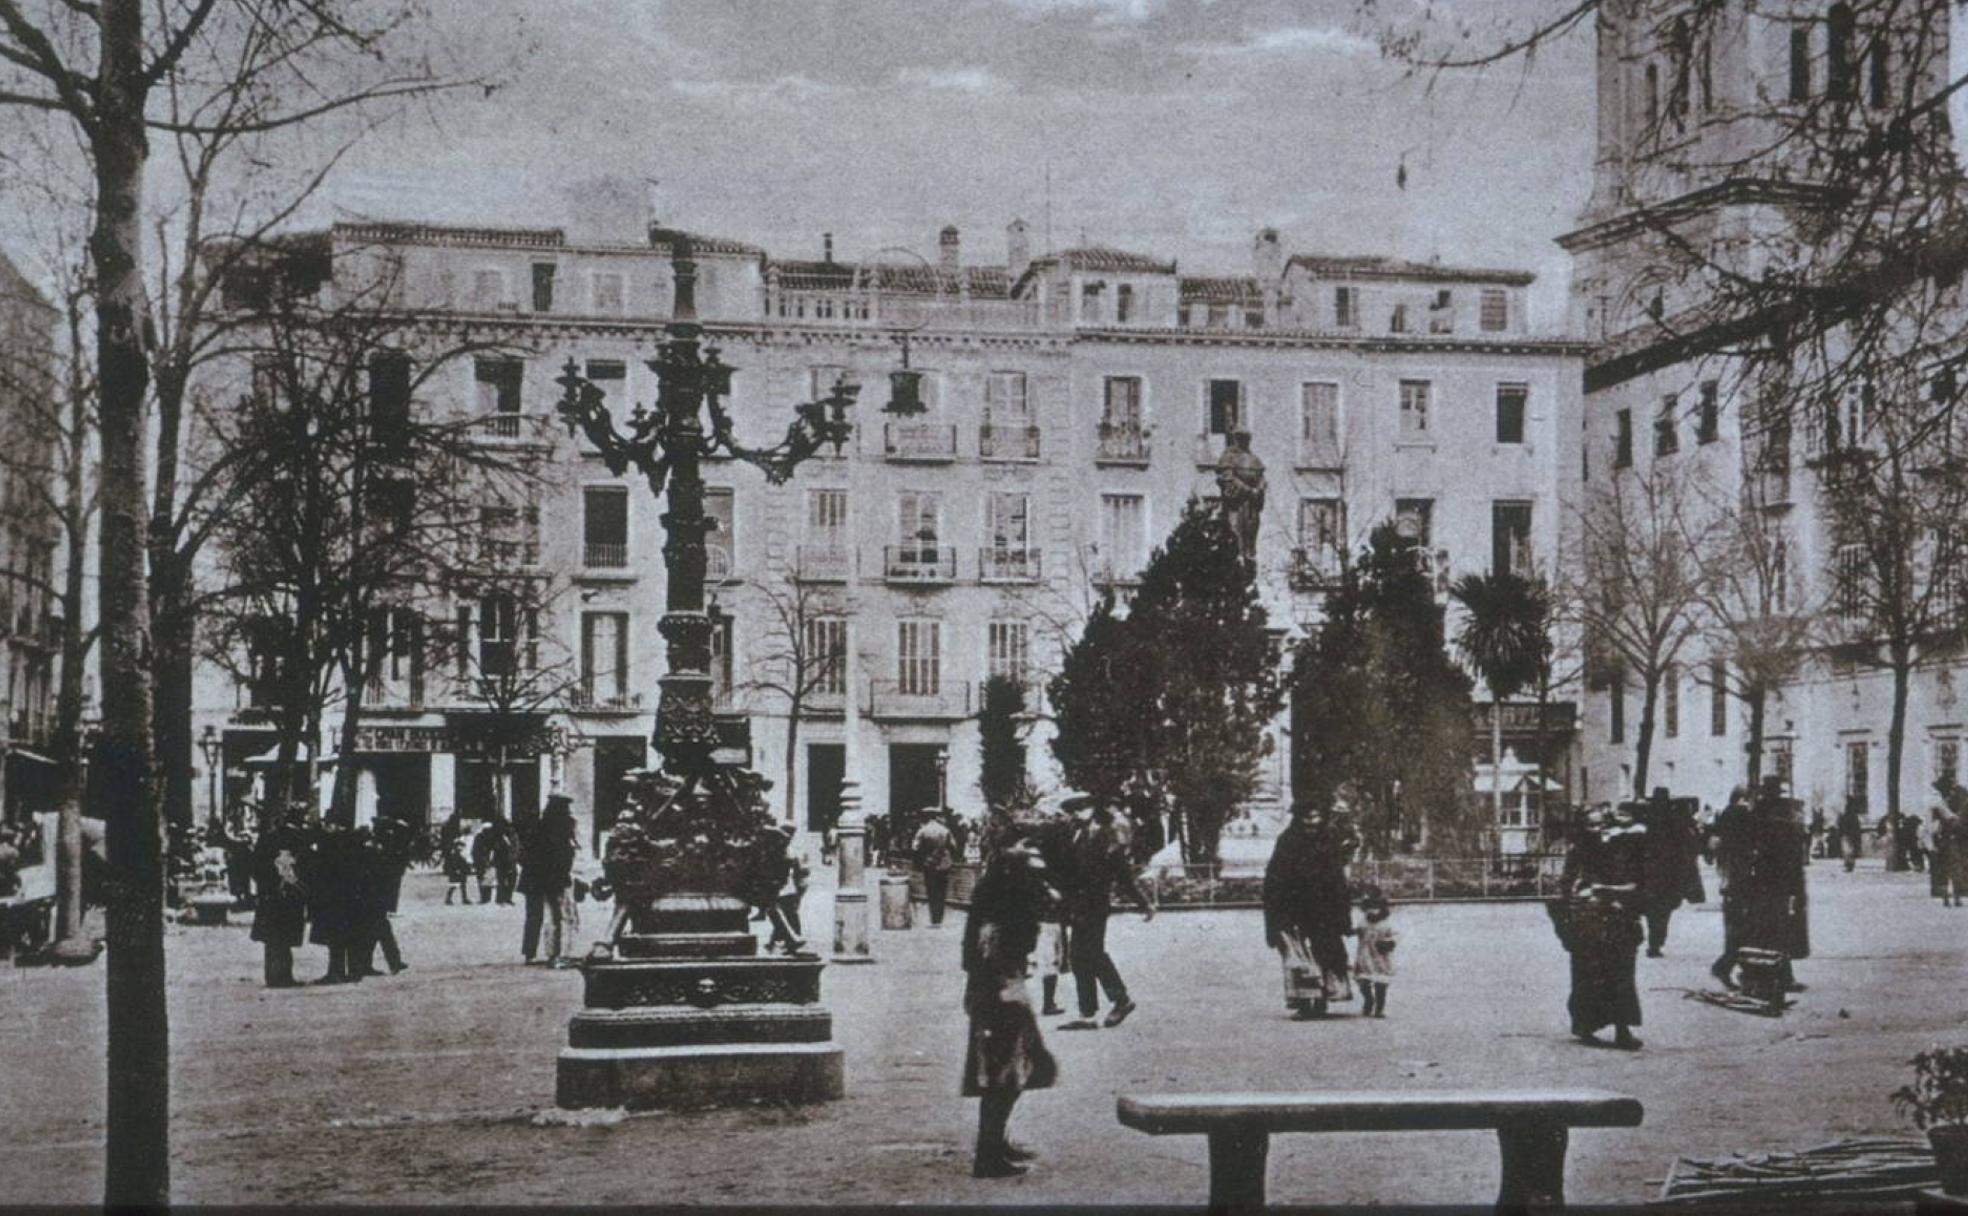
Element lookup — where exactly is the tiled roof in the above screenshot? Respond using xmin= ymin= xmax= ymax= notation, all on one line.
xmin=1040 ymin=246 xmax=1178 ymax=275
xmin=334 ymin=220 xmax=568 ymax=250
xmin=1288 ymin=253 xmax=1534 ymax=286
xmin=1180 ymin=275 xmax=1262 ymax=305
xmin=644 ymin=227 xmax=766 ymax=257
xmin=765 ymin=259 xmax=1012 ymax=298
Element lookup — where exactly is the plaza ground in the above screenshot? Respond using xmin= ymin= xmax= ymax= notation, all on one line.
xmin=1 ymin=859 xmax=1963 ymax=1207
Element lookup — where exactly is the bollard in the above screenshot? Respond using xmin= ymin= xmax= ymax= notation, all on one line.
xmin=879 ymin=875 xmax=914 ymax=930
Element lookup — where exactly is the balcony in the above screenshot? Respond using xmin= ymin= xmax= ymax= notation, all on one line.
xmin=362 ymin=675 xmax=426 ymax=711
xmin=464 ymin=412 xmax=554 ymax=446
xmin=884 ymin=544 xmax=957 ymax=585
xmin=1093 ymin=560 xmax=1142 ymax=589
xmin=8 ymin=709 xmax=50 ymax=749
xmin=1473 ymin=700 xmax=1578 ymax=742
xmin=868 ymin=678 xmax=971 ymax=720
xmin=568 ymin=688 xmax=645 ymax=714
xmin=766 ymin=289 xmax=1043 ymax=333
xmin=1296 ymin=439 xmax=1344 ymax=471
xmin=476 ymin=538 xmax=540 ymax=569
xmin=1289 ymin=548 xmax=1343 ymax=590
xmin=794 ymin=544 xmax=853 ymax=582
xmin=1096 ymin=425 xmax=1151 ymax=465
xmin=979 ymin=547 xmax=1043 ymax=583
xmin=979 ymin=424 xmax=1040 ymax=461
xmin=583 ymin=541 xmax=630 ymax=570
xmin=1750 ymin=466 xmax=1793 ymax=510
xmin=884 ymin=422 xmax=958 ymax=462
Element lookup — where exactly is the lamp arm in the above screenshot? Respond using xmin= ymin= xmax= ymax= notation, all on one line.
xmin=704 ymin=382 xmax=857 ymax=486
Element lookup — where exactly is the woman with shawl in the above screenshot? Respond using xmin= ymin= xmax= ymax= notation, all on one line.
xmin=1556 ymin=804 xmax=1647 ymax=1049
xmin=1263 ymin=806 xmax=1357 ymax=1019
xmin=961 ymin=837 xmax=1058 ymax=1178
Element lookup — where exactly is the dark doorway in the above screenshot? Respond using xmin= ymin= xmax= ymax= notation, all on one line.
xmin=888 ymin=743 xmax=944 ymax=837
xmin=457 ymin=758 xmax=540 ymax=822
xmin=807 ymin=743 xmax=844 ymax=832
xmin=592 ymin=736 xmax=644 ymax=852
xmin=370 ymin=754 xmax=431 ymax=827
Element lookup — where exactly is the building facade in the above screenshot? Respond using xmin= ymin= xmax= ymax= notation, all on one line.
xmin=1564 ymin=0 xmax=1968 ymax=815
xmin=195 ymin=217 xmax=1585 ymax=851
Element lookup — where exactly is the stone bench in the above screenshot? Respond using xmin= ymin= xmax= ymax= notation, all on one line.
xmin=1116 ymin=1089 xmax=1644 ymax=1211
xmin=187 ymin=893 xmax=234 ymax=926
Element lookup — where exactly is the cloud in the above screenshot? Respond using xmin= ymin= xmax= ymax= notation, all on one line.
xmin=670 ymin=74 xmax=845 ymax=102
xmin=1185 ymin=24 xmax=1380 ymax=59
xmin=998 ymin=0 xmax=1164 ymax=24
xmin=893 ymin=66 xmax=1010 ymax=95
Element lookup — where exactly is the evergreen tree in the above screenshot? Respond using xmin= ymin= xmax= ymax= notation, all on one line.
xmin=1291 ymin=524 xmax=1475 ymax=857
xmin=977 ymin=674 xmax=1030 ymax=813
xmin=1047 ymin=591 xmax=1148 ymax=808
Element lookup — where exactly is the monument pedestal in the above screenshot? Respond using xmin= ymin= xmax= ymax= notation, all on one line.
xmin=556 ymin=894 xmax=844 ymax=1109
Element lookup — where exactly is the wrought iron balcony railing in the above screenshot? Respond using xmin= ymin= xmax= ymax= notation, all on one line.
xmin=1095 ymin=425 xmax=1151 ymax=464
xmin=883 ymin=544 xmax=957 ymax=584
xmin=868 ymin=678 xmax=971 ymax=720
xmin=794 ymin=543 xmax=853 ymax=582
xmin=884 ymin=422 xmax=958 ymax=462
xmin=583 ymin=541 xmax=629 ymax=569
xmin=978 ymin=424 xmax=1040 ymax=461
xmin=1288 ymin=547 xmax=1343 ymax=590
xmin=979 ymin=547 xmax=1042 ymax=583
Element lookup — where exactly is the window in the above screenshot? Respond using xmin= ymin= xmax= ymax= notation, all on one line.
xmin=1103 ymin=376 xmax=1143 ymax=429
xmin=477 ymin=501 xmax=539 ymax=567
xmin=591 ymin=271 xmax=626 ymax=314
xmin=984 ymin=371 xmax=1030 ymax=427
xmin=1206 ymin=303 xmax=1228 ymax=328
xmin=1655 ymin=394 xmax=1680 ymax=456
xmin=1334 ymin=285 xmax=1357 ymax=329
xmin=1837 ymin=542 xmax=1868 ymax=617
xmin=808 ymin=488 xmax=848 ymax=542
xmin=1610 ymin=665 xmax=1625 ymax=743
xmin=368 ymin=351 xmax=411 ymax=438
xmin=470 ymin=268 xmax=508 ymax=311
xmin=1869 ymin=35 xmax=1890 ymax=109
xmin=1082 ymin=281 xmax=1106 ymax=325
xmin=1099 ymin=493 xmax=1146 ymax=578
xmin=1614 ymin=408 xmax=1633 ymax=468
xmin=1697 ymin=381 xmax=1719 ymax=443
xmin=1395 ymin=498 xmax=1433 ymax=548
xmin=804 ymin=617 xmax=847 ymax=696
xmin=988 ymin=620 xmax=1030 ymax=686
xmin=585 ymin=358 xmax=627 ymax=384
xmin=583 ymin=485 xmax=629 ymax=568
xmin=1710 ymin=660 xmax=1729 ymax=737
xmin=1772 ymin=742 xmax=1794 ymax=791
xmin=474 ymin=358 xmax=523 ymax=415
xmin=897 ymin=619 xmax=941 ymax=696
xmin=704 ymin=487 xmax=735 ymax=580
xmin=1495 ymin=384 xmax=1527 ymax=445
xmin=367 ymin=477 xmax=415 ymax=538
xmin=1389 ymin=302 xmax=1409 ymax=333
xmin=1664 ymin=663 xmax=1680 ymax=738
xmin=1479 ymin=289 xmax=1509 ymax=333
xmin=1116 ymin=284 xmax=1134 ymax=323
xmin=1645 ymin=61 xmax=1660 ymax=132
xmin=1492 ymin=500 xmax=1534 ymax=578
xmin=1699 ymin=33 xmax=1713 ymax=113
xmin=986 ymin=491 xmax=1030 ymax=553
xmin=898 ymin=490 xmax=941 ymax=549
xmin=1774 ymin=535 xmax=1791 ymax=612
xmin=1300 ymin=382 xmax=1340 ymax=464
xmin=1206 ymin=379 xmax=1244 ymax=435
xmin=710 ymin=610 xmax=733 ymax=704
xmin=1668 ymin=16 xmax=1691 ymax=132
xmin=1298 ymin=498 xmax=1345 ymax=576
xmin=1428 ymin=289 xmax=1454 ymax=334
xmin=1827 ymin=4 xmax=1855 ymax=101
xmin=477 ymin=593 xmax=518 ymax=678
xmin=581 ymin=611 xmax=629 ymax=701
xmin=1398 ymin=379 xmax=1431 ymax=440
xmin=1846 ymin=740 xmax=1870 ymax=806
xmin=1939 ymin=738 xmax=1962 ymax=790
xmin=1790 ymin=24 xmax=1812 ymax=101
xmin=531 ymin=262 xmax=556 ymax=312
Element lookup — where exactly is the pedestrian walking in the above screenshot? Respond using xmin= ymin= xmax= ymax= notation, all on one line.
xmin=1716 ymin=777 xmax=1810 ymax=992
xmin=1262 ymin=804 xmax=1357 ymax=1020
xmin=249 ymin=808 xmax=309 ymax=988
xmin=528 ymin=796 xmax=580 ymax=966
xmin=946 ymin=808 xmax=971 ymax=863
xmin=1837 ymin=797 xmax=1866 ymax=871
xmin=1639 ymin=789 xmax=1705 ymax=957
xmin=1352 ymin=889 xmax=1397 ymax=1019
xmin=1057 ymin=795 xmax=1153 ymax=1030
xmin=771 ymin=846 xmax=812 ymax=954
xmin=355 ymin=819 xmax=411 ymax=976
xmin=441 ymin=814 xmax=474 ymax=906
xmin=1554 ymin=803 xmax=1646 ymax=1050
xmin=913 ymin=813 xmax=956 ymax=927
xmin=1930 ymin=780 xmax=1968 ymax=907
xmin=746 ymin=825 xmax=806 ymax=954
xmin=961 ymin=837 xmax=1058 ymax=1179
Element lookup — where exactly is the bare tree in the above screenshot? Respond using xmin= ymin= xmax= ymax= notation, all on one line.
xmin=1574 ymin=462 xmax=1714 ymax=798
xmin=738 ymin=572 xmax=846 ymax=829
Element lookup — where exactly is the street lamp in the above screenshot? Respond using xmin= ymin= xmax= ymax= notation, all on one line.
xmin=554 ymin=232 xmax=858 ymax=913
xmin=199 ymin=725 xmax=222 ymax=829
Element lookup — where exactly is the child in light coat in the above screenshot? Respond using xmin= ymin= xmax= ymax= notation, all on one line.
xmin=1353 ymin=890 xmax=1397 ymax=1018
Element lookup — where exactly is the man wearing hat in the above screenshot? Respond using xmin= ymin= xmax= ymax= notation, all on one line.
xmin=1059 ymin=794 xmax=1154 ymax=1030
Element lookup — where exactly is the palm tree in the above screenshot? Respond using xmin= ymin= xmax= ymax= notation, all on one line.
xmin=1450 ymin=572 xmax=1553 ymax=832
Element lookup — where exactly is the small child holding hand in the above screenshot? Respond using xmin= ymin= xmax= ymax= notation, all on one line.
xmin=1353 ymin=889 xmax=1397 ymax=1019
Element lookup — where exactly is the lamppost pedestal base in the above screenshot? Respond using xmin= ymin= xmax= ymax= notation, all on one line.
xmin=832 ymin=889 xmax=875 ymax=964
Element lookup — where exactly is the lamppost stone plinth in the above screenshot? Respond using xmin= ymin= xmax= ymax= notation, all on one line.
xmin=551 ymin=231 xmax=858 ymax=1110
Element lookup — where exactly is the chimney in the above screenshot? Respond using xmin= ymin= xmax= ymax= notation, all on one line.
xmin=823 ymin=232 xmax=833 ymax=264
xmin=1006 ymin=218 xmax=1031 ymax=283
xmin=939 ymin=225 xmax=961 ymax=273
xmin=1252 ymin=227 xmax=1284 ymax=283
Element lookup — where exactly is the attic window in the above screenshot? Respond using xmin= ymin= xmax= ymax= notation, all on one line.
xmin=1480 ymin=288 xmax=1509 ymax=332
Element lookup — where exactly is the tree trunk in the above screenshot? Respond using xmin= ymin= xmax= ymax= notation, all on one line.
xmin=1490 ymin=699 xmax=1505 ymax=830
xmin=782 ymin=700 xmax=800 ymax=829
xmin=1888 ymin=645 xmax=1912 ymax=831
xmin=95 ymin=1 xmax=168 ymax=1202
xmin=50 ymin=370 xmax=95 ymax=962
xmin=1746 ymin=684 xmax=1767 ymax=792
xmin=151 ymin=586 xmax=196 ymax=833
xmin=1631 ymin=676 xmax=1659 ymax=799
xmin=328 ymin=656 xmax=366 ymax=827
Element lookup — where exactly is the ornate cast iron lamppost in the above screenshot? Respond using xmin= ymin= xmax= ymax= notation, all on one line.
xmin=551 ymin=234 xmax=858 ymax=1109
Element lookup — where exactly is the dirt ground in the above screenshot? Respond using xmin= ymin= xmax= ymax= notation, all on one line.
xmin=1 ymin=858 xmax=1962 ymax=1207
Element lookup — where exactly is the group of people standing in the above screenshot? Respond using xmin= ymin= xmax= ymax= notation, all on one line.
xmin=1262 ymin=806 xmax=1398 ymax=1021
xmin=249 ymin=809 xmax=414 ymax=987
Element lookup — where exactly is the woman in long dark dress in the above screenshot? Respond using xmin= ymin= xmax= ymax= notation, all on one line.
xmin=1263 ymin=807 xmax=1357 ymax=1018
xmin=962 ymin=838 xmax=1058 ymax=1178
xmin=1557 ymin=805 xmax=1646 ymax=1049
xmin=249 ymin=809 xmax=310 ymax=988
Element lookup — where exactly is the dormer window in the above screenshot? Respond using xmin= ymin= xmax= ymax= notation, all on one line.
xmin=1390 ymin=303 xmax=1409 ymax=333
xmin=1480 ymin=288 xmax=1509 ymax=332
xmin=1334 ymin=285 xmax=1357 ymax=329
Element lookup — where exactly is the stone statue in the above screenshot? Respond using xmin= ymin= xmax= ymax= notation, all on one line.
xmin=1216 ymin=430 xmax=1266 ymax=559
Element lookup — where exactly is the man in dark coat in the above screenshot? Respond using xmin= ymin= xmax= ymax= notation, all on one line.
xmin=307 ymin=821 xmax=362 ymax=984
xmin=1263 ymin=806 xmax=1358 ymax=1018
xmin=1638 ymin=790 xmax=1706 ymax=957
xmin=522 ymin=795 xmax=580 ymax=963
xmin=1708 ymin=787 xmax=1754 ymax=987
xmin=1837 ymin=797 xmax=1866 ymax=871
xmin=358 ymin=816 xmax=412 ymax=975
xmin=1719 ymin=778 xmax=1809 ymax=991
xmin=249 ymin=809 xmax=310 ymax=988
xmin=1058 ymin=795 xmax=1154 ymax=1030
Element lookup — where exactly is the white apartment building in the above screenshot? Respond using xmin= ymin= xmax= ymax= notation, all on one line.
xmin=195 ymin=217 xmax=1585 ymax=851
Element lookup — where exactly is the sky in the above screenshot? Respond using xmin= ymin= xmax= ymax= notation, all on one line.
xmin=297 ymin=0 xmax=1597 ymax=323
